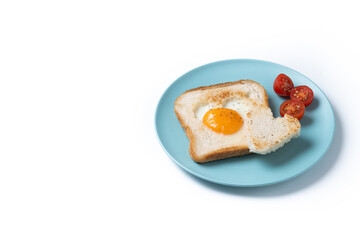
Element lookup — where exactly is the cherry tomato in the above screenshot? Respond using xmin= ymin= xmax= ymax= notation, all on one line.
xmin=273 ymin=74 xmax=294 ymax=96
xmin=279 ymin=100 xmax=305 ymax=120
xmin=290 ymin=85 xmax=314 ymax=106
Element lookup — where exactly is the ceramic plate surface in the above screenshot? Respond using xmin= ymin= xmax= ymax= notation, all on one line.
xmin=155 ymin=59 xmax=335 ymax=187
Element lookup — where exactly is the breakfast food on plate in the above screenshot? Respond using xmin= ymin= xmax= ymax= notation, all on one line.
xmin=273 ymin=73 xmax=294 ymax=96
xmin=279 ymin=100 xmax=305 ymax=120
xmin=174 ymin=80 xmax=301 ymax=163
xmin=273 ymin=73 xmax=314 ymax=120
xmin=290 ymin=85 xmax=314 ymax=106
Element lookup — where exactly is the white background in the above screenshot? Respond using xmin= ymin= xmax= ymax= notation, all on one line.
xmin=1 ymin=0 xmax=359 ymax=239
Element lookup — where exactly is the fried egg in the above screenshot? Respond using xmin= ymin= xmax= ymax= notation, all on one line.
xmin=194 ymin=99 xmax=249 ymax=139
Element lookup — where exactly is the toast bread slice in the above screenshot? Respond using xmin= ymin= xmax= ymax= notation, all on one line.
xmin=174 ymin=80 xmax=301 ymax=163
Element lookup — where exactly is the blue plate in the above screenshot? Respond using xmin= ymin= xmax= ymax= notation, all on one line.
xmin=155 ymin=59 xmax=335 ymax=187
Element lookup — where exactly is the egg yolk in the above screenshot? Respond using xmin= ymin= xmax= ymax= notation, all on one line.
xmin=202 ymin=108 xmax=243 ymax=135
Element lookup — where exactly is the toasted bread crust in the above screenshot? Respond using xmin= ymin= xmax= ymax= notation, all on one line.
xmin=190 ymin=147 xmax=250 ymax=163
xmin=177 ymin=80 xmax=269 ymax=107
xmin=174 ymin=80 xmax=269 ymax=163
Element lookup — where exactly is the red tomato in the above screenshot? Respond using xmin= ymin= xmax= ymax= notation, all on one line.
xmin=279 ymin=100 xmax=305 ymax=120
xmin=290 ymin=85 xmax=314 ymax=106
xmin=273 ymin=74 xmax=294 ymax=96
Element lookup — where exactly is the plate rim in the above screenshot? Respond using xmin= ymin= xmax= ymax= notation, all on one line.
xmin=155 ymin=58 xmax=335 ymax=187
